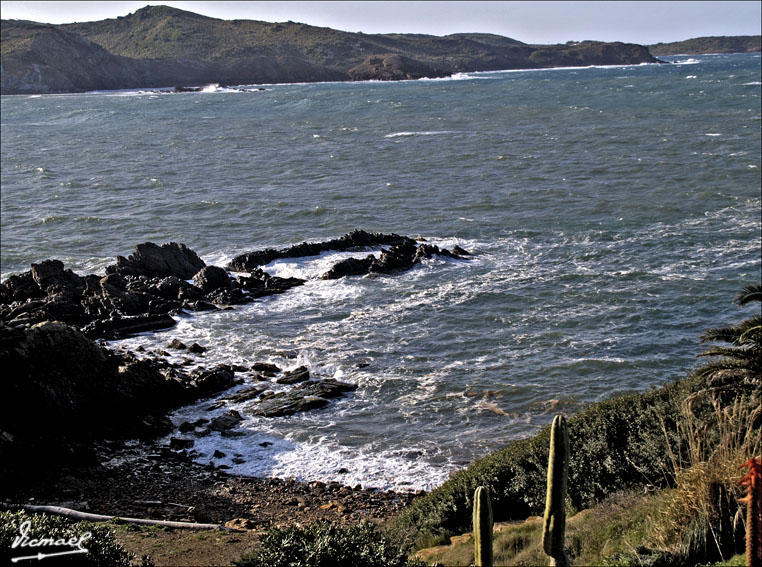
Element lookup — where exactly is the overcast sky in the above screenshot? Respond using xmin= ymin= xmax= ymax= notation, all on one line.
xmin=1 ymin=1 xmax=760 ymax=45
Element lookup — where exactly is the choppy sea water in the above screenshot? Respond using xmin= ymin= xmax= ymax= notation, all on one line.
xmin=1 ymin=53 xmax=760 ymax=491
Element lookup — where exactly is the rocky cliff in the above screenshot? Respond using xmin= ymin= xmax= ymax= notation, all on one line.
xmin=1 ymin=5 xmax=664 ymax=94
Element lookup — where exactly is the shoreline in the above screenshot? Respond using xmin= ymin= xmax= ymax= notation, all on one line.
xmin=1 ymin=437 xmax=418 ymax=530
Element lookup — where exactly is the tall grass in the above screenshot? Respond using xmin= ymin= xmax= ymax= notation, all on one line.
xmin=655 ymin=395 xmax=761 ymax=563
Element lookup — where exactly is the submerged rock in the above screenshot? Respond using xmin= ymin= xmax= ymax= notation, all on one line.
xmin=250 ymin=379 xmax=358 ymax=417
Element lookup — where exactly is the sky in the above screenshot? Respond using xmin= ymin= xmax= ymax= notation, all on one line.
xmin=0 ymin=1 xmax=760 ymax=45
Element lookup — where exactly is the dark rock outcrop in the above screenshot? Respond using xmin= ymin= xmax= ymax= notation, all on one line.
xmin=193 ymin=265 xmax=231 ymax=293
xmin=321 ymin=240 xmax=469 ymax=280
xmin=0 ymin=321 xmax=237 ymax=462
xmin=107 ymin=242 xmax=206 ymax=280
xmin=0 ymin=232 xmax=467 ymax=340
xmin=228 ymin=229 xmax=412 ymax=272
xmin=348 ymin=53 xmax=449 ymax=81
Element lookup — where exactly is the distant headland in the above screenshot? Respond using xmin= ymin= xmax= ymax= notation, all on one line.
xmin=0 ymin=5 xmax=759 ymax=95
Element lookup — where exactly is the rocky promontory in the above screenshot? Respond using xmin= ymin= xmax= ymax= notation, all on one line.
xmin=0 ymin=230 xmax=468 ymax=479
xmin=1 ymin=5 xmax=663 ymax=94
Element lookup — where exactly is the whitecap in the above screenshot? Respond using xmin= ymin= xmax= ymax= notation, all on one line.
xmin=384 ymin=131 xmax=455 ymax=138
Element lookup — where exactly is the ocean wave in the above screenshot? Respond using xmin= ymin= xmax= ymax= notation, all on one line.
xmin=384 ymin=130 xmax=455 ymax=138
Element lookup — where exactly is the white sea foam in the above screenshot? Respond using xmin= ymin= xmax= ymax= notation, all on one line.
xmin=384 ymin=131 xmax=455 ymax=138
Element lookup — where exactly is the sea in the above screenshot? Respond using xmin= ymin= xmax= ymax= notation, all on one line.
xmin=1 ymin=53 xmax=760 ymax=492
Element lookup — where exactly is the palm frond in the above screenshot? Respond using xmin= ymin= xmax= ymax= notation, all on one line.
xmin=701 ymin=316 xmax=762 ymax=346
xmin=734 ymin=283 xmax=762 ymax=306
xmin=698 ymin=346 xmax=759 ymax=361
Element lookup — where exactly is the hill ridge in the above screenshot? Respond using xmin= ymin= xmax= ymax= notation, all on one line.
xmin=7 ymin=4 xmax=742 ymax=94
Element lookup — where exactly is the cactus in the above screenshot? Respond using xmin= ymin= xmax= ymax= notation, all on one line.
xmin=739 ymin=457 xmax=761 ymax=567
xmin=542 ymin=414 xmax=571 ymax=566
xmin=473 ymin=485 xmax=493 ymax=567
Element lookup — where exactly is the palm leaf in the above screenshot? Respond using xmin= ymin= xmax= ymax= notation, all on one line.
xmin=734 ymin=283 xmax=762 ymax=306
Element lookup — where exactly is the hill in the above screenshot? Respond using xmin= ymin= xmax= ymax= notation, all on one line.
xmin=1 ymin=5 xmax=661 ymax=94
xmin=649 ymin=35 xmax=761 ymax=55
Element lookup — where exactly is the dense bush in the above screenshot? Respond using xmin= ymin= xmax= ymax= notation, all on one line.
xmin=235 ymin=521 xmax=422 ymax=567
xmin=0 ymin=510 xmax=133 ymax=566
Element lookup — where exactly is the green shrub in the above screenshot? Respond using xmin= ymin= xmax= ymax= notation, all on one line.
xmin=0 ymin=510 xmax=133 ymax=566
xmin=235 ymin=521 xmax=422 ymax=567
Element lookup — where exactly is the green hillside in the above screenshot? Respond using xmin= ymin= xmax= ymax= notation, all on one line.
xmin=650 ymin=35 xmax=761 ymax=55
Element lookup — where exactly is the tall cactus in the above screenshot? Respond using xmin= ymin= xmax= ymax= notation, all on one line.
xmin=542 ymin=414 xmax=571 ymax=566
xmin=473 ymin=485 xmax=493 ymax=567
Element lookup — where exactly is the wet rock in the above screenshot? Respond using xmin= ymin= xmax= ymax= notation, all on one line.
xmin=190 ymin=366 xmax=236 ymax=398
xmin=168 ymin=338 xmax=187 ymax=350
xmin=82 ymin=313 xmax=177 ymax=339
xmin=322 ymin=241 xmax=469 ymax=279
xmin=107 ymin=242 xmax=206 ymax=280
xmin=228 ymin=230 xmax=414 ymax=272
xmin=249 ymin=379 xmax=357 ymax=418
xmin=0 ymin=271 xmax=45 ymax=303
xmin=30 ymin=259 xmax=86 ymax=296
xmin=276 ymin=365 xmax=310 ymax=384
xmin=0 ymin=321 xmax=192 ymax=466
xmin=193 ymin=265 xmax=231 ymax=293
xmin=188 ymin=342 xmax=207 ymax=354
xmin=209 ymin=410 xmax=243 ymax=432
xmin=205 ymin=287 xmax=246 ymax=305
xmin=252 ymin=362 xmax=281 ymax=374
xmin=179 ymin=418 xmax=209 ymax=433
xmin=224 ymin=384 xmax=269 ymax=403
xmin=170 ymin=437 xmax=195 ymax=450
xmin=321 ymin=256 xmax=375 ymax=280
xmin=213 ymin=450 xmax=226 ymax=458
xmin=237 ymin=269 xmax=305 ymax=298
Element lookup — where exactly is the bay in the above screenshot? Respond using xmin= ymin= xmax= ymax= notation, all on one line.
xmin=1 ymin=53 xmax=760 ymax=490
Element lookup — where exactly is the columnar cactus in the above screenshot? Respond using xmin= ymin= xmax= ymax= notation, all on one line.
xmin=740 ymin=457 xmax=761 ymax=567
xmin=473 ymin=485 xmax=493 ymax=567
xmin=542 ymin=414 xmax=571 ymax=566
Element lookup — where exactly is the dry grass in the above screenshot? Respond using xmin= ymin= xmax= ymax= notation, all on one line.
xmin=654 ymin=395 xmax=761 ymax=563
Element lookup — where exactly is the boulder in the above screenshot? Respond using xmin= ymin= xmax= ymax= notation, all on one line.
xmin=276 ymin=366 xmax=311 ymax=384
xmin=321 ymin=256 xmax=374 ymax=280
xmin=30 ymin=259 xmax=85 ymax=296
xmin=0 ymin=272 xmax=44 ymax=303
xmin=208 ymin=410 xmax=243 ymax=432
xmin=251 ymin=362 xmax=281 ymax=375
xmin=193 ymin=265 xmax=231 ymax=293
xmin=107 ymin=242 xmax=206 ymax=279
xmin=190 ymin=366 xmax=236 ymax=398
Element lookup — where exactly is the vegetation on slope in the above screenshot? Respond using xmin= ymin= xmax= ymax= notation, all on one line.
xmin=649 ymin=35 xmax=761 ymax=55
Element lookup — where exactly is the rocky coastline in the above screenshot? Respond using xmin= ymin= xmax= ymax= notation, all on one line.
xmin=0 ymin=5 xmax=664 ymax=95
xmin=0 ymin=230 xmax=467 ymax=530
